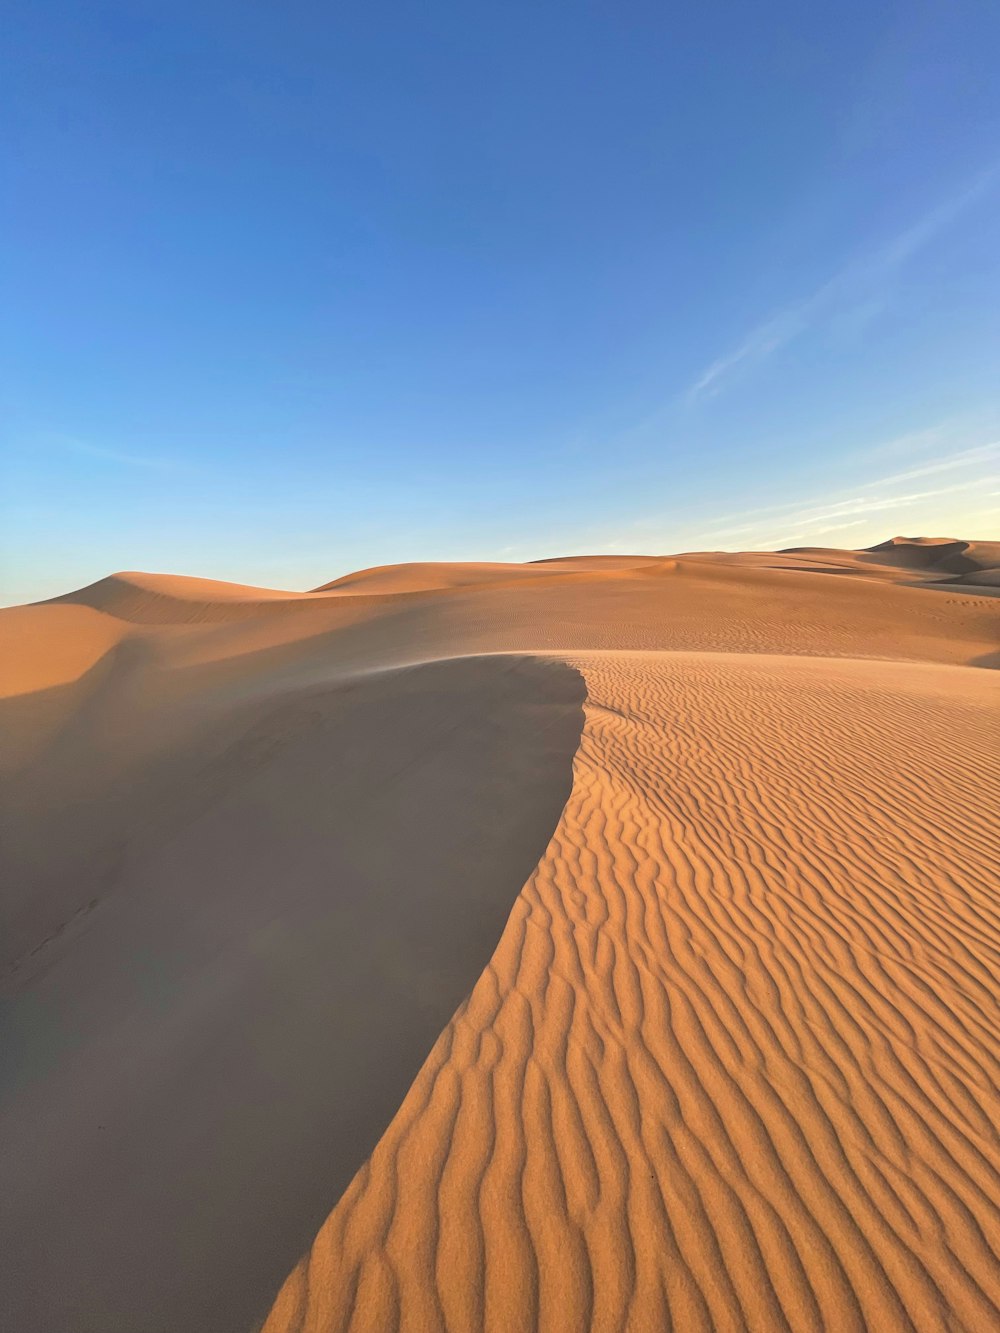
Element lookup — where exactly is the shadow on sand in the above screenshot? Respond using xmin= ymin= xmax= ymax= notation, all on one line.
xmin=0 ymin=653 xmax=585 ymax=1333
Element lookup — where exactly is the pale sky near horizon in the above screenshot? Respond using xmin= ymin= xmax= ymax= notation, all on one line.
xmin=2 ymin=1 xmax=999 ymax=604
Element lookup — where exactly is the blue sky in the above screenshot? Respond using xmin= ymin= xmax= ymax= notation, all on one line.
xmin=2 ymin=0 xmax=999 ymax=603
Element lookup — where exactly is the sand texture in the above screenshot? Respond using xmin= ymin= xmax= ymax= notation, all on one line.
xmin=1 ymin=538 xmax=998 ymax=1332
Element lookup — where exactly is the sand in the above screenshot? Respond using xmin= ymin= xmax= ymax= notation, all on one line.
xmin=1 ymin=537 xmax=998 ymax=1332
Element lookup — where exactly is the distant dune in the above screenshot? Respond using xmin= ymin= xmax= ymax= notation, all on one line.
xmin=1 ymin=538 xmax=998 ymax=1333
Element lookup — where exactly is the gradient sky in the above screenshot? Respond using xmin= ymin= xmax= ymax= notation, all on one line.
xmin=3 ymin=0 xmax=999 ymax=604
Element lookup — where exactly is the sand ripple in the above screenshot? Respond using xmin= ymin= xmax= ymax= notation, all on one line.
xmin=265 ymin=653 xmax=1000 ymax=1333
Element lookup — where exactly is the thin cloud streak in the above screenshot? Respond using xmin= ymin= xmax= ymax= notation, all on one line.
xmin=694 ymin=478 xmax=993 ymax=548
xmin=866 ymin=421 xmax=966 ymax=459
xmin=686 ymin=165 xmax=998 ymax=404
xmin=687 ymin=308 xmax=809 ymax=403
xmin=601 ymin=428 xmax=999 ymax=558
xmin=859 ymin=441 xmax=1000 ymax=489
xmin=632 ymin=435 xmax=998 ymax=546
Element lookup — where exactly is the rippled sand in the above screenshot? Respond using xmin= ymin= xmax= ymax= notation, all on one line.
xmin=1 ymin=538 xmax=997 ymax=1332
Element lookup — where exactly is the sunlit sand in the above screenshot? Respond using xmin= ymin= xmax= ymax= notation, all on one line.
xmin=1 ymin=538 xmax=997 ymax=1332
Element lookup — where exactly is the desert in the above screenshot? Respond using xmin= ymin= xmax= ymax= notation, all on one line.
xmin=1 ymin=537 xmax=998 ymax=1332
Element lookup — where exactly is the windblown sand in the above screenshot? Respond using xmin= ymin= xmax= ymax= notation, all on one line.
xmin=1 ymin=539 xmax=998 ymax=1332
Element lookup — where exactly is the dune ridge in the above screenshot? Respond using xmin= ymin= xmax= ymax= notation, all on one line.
xmin=263 ymin=652 xmax=1000 ymax=1333
xmin=0 ymin=653 xmax=585 ymax=1333
xmin=1 ymin=536 xmax=997 ymax=1333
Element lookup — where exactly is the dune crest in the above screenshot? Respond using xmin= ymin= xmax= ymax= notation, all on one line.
xmin=264 ymin=652 xmax=1000 ymax=1333
xmin=1 ymin=537 xmax=997 ymax=1333
xmin=48 ymin=570 xmax=312 ymax=623
xmin=0 ymin=653 xmax=584 ymax=1333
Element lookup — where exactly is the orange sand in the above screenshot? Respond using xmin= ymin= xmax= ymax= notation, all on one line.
xmin=0 ymin=538 xmax=997 ymax=1332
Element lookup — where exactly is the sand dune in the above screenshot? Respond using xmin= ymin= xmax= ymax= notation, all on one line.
xmin=0 ymin=655 xmax=585 ymax=1332
xmin=312 ymin=560 xmax=570 ymax=594
xmin=50 ymin=570 xmax=319 ymax=622
xmin=1 ymin=537 xmax=998 ymax=1332
xmin=862 ymin=535 xmax=1000 ymax=573
xmin=264 ymin=653 xmax=1000 ymax=1333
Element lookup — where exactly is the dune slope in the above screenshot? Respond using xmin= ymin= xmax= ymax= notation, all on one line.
xmin=263 ymin=652 xmax=1000 ymax=1333
xmin=0 ymin=537 xmax=997 ymax=1333
xmin=0 ymin=654 xmax=584 ymax=1333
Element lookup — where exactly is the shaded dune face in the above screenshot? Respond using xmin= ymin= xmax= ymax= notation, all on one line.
xmin=0 ymin=655 xmax=585 ymax=1333
xmin=264 ymin=653 xmax=1000 ymax=1333
xmin=0 ymin=538 xmax=997 ymax=1333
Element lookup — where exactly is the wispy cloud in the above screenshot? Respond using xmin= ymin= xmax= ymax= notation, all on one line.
xmin=695 ymin=483 xmax=990 ymax=555
xmin=598 ymin=426 xmax=1000 ymax=557
xmin=857 ymin=441 xmax=1000 ymax=489
xmin=637 ymin=426 xmax=997 ymax=535
xmin=686 ymin=165 xmax=998 ymax=404
xmin=864 ymin=420 xmax=966 ymax=459
xmin=687 ymin=309 xmax=809 ymax=404
xmin=693 ymin=480 xmax=989 ymax=549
